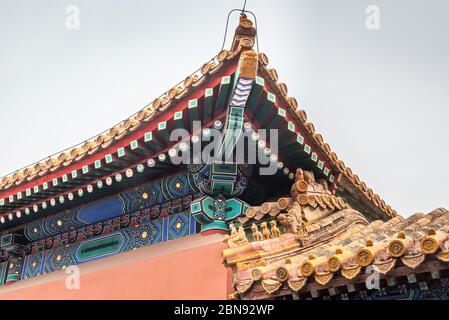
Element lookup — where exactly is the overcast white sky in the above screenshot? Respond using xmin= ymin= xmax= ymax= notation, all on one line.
xmin=0 ymin=0 xmax=448 ymax=217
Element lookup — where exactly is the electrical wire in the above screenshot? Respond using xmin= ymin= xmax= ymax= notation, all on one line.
xmin=220 ymin=8 xmax=260 ymax=53
xmin=1 ymin=5 xmax=260 ymax=180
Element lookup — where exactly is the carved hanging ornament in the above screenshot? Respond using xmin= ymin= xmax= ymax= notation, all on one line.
xmin=287 ymin=278 xmax=307 ymax=292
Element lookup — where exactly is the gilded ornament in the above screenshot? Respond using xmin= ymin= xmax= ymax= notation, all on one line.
xmin=251 ymin=223 xmax=263 ymax=242
xmin=251 ymin=268 xmax=262 ymax=281
xmin=287 ymin=278 xmax=307 ymax=292
xmin=276 ymin=267 xmax=289 ymax=282
xmin=270 ymin=220 xmax=281 ymax=237
xmin=388 ymin=239 xmax=406 ymax=257
xmin=261 ymin=279 xmax=282 ymax=294
xmin=238 ymin=50 xmax=258 ymax=79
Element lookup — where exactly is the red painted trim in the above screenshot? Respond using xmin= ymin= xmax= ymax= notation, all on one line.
xmin=0 ymin=61 xmax=239 ymax=203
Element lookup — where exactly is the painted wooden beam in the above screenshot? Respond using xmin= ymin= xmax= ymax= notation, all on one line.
xmin=143 ymin=131 xmax=163 ymax=153
xmin=157 ymin=121 xmax=170 ymax=144
xmin=328 ymin=287 xmax=340 ymax=296
xmin=104 ymin=153 xmax=128 ymax=169
xmin=407 ymin=273 xmax=417 ymax=284
xmin=431 ymin=270 xmax=440 ymax=279
xmin=187 ymin=99 xmax=200 ymax=124
xmin=246 ymin=76 xmax=264 ymax=115
xmin=203 ymin=88 xmax=214 ymax=123
xmin=278 ymin=120 xmax=297 ymax=141
xmin=386 ymin=276 xmax=397 ymax=287
xmin=173 ymin=110 xmax=184 ymax=130
xmin=115 ymin=146 xmax=139 ymax=163
xmin=263 ymin=106 xmax=286 ymax=129
xmin=129 ymin=139 xmax=152 ymax=158
xmin=214 ymin=76 xmax=232 ymax=116
xmin=253 ymin=92 xmax=276 ymax=126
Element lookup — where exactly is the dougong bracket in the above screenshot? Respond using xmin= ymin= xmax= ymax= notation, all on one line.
xmin=190 ymin=196 xmax=250 ymax=232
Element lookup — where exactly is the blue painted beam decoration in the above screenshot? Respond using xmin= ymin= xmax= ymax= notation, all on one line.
xmin=24 ymin=171 xmax=199 ymax=241
xmin=20 ymin=210 xmax=198 ymax=281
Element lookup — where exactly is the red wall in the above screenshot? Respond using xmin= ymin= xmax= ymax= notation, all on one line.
xmin=0 ymin=238 xmax=230 ymax=300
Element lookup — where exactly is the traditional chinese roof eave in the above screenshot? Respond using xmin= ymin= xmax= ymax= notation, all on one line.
xmin=0 ymin=50 xmax=236 ymax=191
xmin=254 ymin=54 xmax=397 ymax=219
xmin=0 ymin=12 xmax=397 ymax=223
xmin=0 ymin=47 xmax=244 ymax=223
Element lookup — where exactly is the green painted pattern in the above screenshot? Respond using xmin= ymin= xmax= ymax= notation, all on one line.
xmin=105 ymin=154 xmax=113 ymax=164
xmin=75 ymin=234 xmax=124 ymax=261
xmin=188 ymin=99 xmax=200 ymax=122
xmin=215 ymin=76 xmax=232 ymax=114
xmin=190 ymin=196 xmax=249 ymax=232
xmin=130 ymin=140 xmax=138 ymax=150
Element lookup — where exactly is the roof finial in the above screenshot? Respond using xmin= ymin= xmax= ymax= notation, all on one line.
xmin=231 ymin=10 xmax=257 ymax=51
xmin=220 ymin=3 xmax=258 ymax=52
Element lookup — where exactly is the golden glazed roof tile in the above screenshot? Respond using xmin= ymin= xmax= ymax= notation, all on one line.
xmin=224 ymin=207 xmax=449 ymax=299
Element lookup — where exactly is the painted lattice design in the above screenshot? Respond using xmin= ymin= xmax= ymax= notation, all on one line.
xmin=23 ymin=171 xmax=198 ymax=242
xmin=168 ymin=212 xmax=190 ymax=240
xmin=20 ymin=211 xmax=199 ymax=281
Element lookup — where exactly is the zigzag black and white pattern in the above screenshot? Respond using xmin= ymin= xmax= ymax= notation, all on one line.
xmin=230 ymin=78 xmax=253 ymax=107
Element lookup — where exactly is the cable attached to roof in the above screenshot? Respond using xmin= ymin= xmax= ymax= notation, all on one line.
xmin=220 ymin=6 xmax=260 ymax=53
xmin=0 ymin=3 xmax=260 ymax=181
